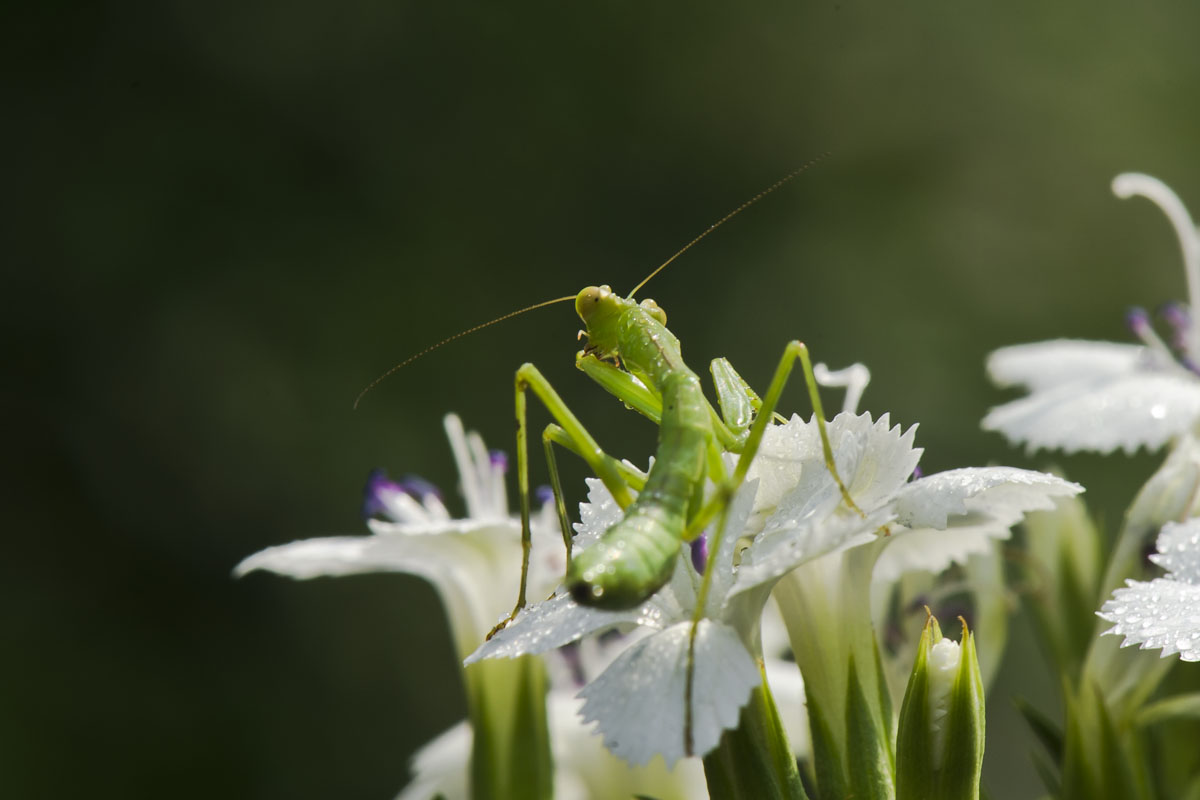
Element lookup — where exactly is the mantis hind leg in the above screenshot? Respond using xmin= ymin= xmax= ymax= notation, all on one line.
xmin=541 ymin=423 xmax=648 ymax=562
xmin=735 ymin=340 xmax=863 ymax=514
xmin=488 ymin=363 xmax=639 ymax=639
xmin=686 ymin=340 xmax=863 ymax=540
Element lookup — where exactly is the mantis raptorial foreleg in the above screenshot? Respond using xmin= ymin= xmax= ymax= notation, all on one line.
xmin=709 ymin=357 xmax=762 ymax=442
xmin=577 ymin=354 xmax=752 ymax=453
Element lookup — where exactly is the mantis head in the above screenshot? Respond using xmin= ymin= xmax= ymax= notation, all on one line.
xmin=576 ymin=285 xmax=626 ymax=357
xmin=576 ymin=285 xmax=668 ymax=359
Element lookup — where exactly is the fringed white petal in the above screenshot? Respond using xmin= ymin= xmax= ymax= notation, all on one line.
xmin=578 ymin=620 xmax=760 ymax=767
xmin=983 ymin=369 xmax=1200 ymax=454
xmin=893 ymin=467 xmax=1083 ymax=530
xmin=872 ymin=522 xmax=1003 ymax=584
xmin=732 ymin=505 xmax=890 ymax=596
xmin=743 ymin=416 xmax=824 ymax=518
xmin=1099 ymin=578 xmax=1200 ymax=662
xmin=548 ymin=694 xmax=709 ymax=800
xmin=828 ymin=412 xmax=923 ymax=511
xmin=749 ymin=413 xmax=920 ymax=515
xmin=987 ymin=340 xmax=1149 ymax=391
xmin=1150 ymin=519 xmax=1200 ymax=584
xmin=237 ymin=527 xmax=522 ymax=655
xmin=464 ymin=593 xmax=652 ymax=664
xmin=573 ymin=462 xmax=649 ymax=545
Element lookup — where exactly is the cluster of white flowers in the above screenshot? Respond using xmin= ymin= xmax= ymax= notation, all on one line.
xmin=240 ymin=390 xmax=1079 ymax=793
xmin=469 ymin=384 xmax=1079 ymax=767
xmin=985 ymin=173 xmax=1200 ymax=663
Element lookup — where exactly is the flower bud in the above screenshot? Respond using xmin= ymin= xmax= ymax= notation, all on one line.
xmin=896 ymin=615 xmax=986 ymax=800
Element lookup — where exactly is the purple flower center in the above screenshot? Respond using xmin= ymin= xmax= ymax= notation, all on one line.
xmin=362 ymin=469 xmax=443 ymax=520
xmin=1127 ymin=305 xmax=1200 ymax=376
xmin=399 ymin=474 xmax=442 ymax=500
xmin=361 ymin=468 xmax=407 ymax=519
xmin=1126 ymin=306 xmax=1152 ymax=337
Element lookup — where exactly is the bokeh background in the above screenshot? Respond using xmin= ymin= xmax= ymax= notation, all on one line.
xmin=10 ymin=2 xmax=1200 ymax=797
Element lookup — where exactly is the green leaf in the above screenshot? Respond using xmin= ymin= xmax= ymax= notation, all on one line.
xmin=1029 ymin=747 xmax=1061 ymax=797
xmin=805 ymin=687 xmax=846 ymax=800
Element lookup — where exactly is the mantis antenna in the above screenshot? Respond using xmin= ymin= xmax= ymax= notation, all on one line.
xmin=353 ymin=294 xmax=576 ymax=409
xmin=627 ymin=152 xmax=831 ymax=299
xmin=355 ymin=155 xmax=829 ymax=408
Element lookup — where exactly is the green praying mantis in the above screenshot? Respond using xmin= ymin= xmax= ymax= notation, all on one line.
xmin=356 ymin=157 xmax=862 ymax=639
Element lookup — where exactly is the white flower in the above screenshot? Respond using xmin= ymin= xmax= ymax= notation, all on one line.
xmin=1098 ymin=518 xmax=1200 ymax=662
xmin=468 ymin=476 xmax=774 ymax=767
xmin=235 ymin=414 xmax=564 ymax=658
xmin=468 ymin=407 xmax=1081 ymax=767
xmin=983 ymin=174 xmax=1200 ymax=455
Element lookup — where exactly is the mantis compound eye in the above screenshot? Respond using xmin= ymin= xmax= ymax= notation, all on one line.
xmin=639 ymin=298 xmax=667 ymax=326
xmin=575 ymin=285 xmax=614 ymax=323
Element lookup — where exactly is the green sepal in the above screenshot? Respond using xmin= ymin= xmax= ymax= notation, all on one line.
xmin=940 ymin=623 xmax=985 ymax=798
xmin=804 ymin=685 xmax=846 ymax=800
xmin=845 ymin=652 xmax=896 ymax=800
xmin=702 ymin=677 xmax=809 ymax=800
xmin=465 ymin=656 xmax=552 ymax=800
xmin=896 ymin=618 xmax=935 ymax=800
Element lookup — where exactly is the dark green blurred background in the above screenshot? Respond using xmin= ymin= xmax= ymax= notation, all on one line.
xmin=9 ymin=2 xmax=1200 ymax=797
